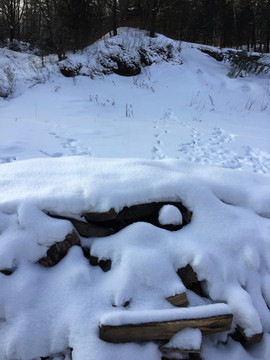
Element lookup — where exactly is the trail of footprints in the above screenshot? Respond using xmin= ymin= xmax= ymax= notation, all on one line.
xmin=151 ymin=110 xmax=172 ymax=159
xmin=41 ymin=131 xmax=93 ymax=158
xmin=152 ymin=109 xmax=270 ymax=173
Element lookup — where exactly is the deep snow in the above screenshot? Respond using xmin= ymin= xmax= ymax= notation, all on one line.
xmin=0 ymin=28 xmax=270 ymax=360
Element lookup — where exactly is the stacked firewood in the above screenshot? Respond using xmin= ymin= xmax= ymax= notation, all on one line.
xmin=1 ymin=201 xmax=262 ymax=360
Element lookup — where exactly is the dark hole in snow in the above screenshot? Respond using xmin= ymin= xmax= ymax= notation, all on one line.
xmin=0 ymin=268 xmax=16 ymax=276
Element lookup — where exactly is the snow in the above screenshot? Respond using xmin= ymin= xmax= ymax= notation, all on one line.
xmin=158 ymin=204 xmax=183 ymax=225
xmin=100 ymin=304 xmax=232 ymax=326
xmin=0 ymin=28 xmax=270 ymax=360
xmin=164 ymin=328 xmax=202 ymax=350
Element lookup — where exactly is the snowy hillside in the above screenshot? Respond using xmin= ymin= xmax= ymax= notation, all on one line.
xmin=0 ymin=28 xmax=270 ymax=360
xmin=1 ymin=28 xmax=270 ymax=172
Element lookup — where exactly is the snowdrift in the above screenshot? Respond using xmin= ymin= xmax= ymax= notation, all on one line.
xmin=0 ymin=156 xmax=270 ymax=360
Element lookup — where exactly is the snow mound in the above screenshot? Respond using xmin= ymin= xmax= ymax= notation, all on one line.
xmin=0 ymin=156 xmax=270 ymax=359
xmin=158 ymin=204 xmax=183 ymax=225
xmin=59 ymin=28 xmax=182 ymax=78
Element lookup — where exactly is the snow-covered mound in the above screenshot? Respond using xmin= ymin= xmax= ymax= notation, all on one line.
xmin=0 ymin=48 xmax=58 ymax=98
xmin=0 ymin=157 xmax=270 ymax=360
xmin=58 ymin=28 xmax=182 ymax=77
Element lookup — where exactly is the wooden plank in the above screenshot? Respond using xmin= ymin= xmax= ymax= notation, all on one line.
xmin=99 ymin=313 xmax=233 ymax=343
xmin=166 ymin=293 xmax=189 ymax=307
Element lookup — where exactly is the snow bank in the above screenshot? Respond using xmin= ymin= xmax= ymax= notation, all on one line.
xmin=0 ymin=156 xmax=269 ymax=359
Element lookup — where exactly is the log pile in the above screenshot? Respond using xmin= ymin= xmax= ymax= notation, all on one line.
xmin=1 ymin=200 xmax=261 ymax=359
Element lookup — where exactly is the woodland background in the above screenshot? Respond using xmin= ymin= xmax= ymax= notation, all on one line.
xmin=0 ymin=0 xmax=270 ymax=59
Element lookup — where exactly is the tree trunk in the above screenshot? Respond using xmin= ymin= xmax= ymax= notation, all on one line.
xmin=112 ymin=0 xmax=117 ymax=36
xmin=149 ymin=0 xmax=158 ymax=38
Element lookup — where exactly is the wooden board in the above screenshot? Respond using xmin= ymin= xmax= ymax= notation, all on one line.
xmin=99 ymin=313 xmax=233 ymax=343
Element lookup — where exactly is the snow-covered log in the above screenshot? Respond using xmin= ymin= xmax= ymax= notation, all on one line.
xmin=99 ymin=304 xmax=233 ymax=343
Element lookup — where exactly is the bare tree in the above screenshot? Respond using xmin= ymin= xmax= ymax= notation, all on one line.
xmin=0 ymin=0 xmax=26 ymax=42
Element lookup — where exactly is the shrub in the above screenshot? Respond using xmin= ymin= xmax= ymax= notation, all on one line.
xmin=0 ymin=66 xmax=16 ymax=98
xmin=224 ymin=50 xmax=270 ymax=78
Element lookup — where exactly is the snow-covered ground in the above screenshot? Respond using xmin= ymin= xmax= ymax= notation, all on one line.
xmin=1 ymin=28 xmax=269 ymax=172
xmin=0 ymin=28 xmax=270 ymax=360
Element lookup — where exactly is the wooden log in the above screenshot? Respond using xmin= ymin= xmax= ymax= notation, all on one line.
xmin=38 ymin=230 xmax=80 ymax=267
xmin=166 ymin=293 xmax=189 ymax=307
xmin=160 ymin=347 xmax=201 ymax=355
xmin=87 ymin=250 xmax=112 ymax=272
xmin=70 ymin=219 xmax=114 ymax=238
xmin=236 ymin=326 xmax=263 ymax=344
xmin=99 ymin=305 xmax=233 ymax=343
xmin=159 ymin=328 xmax=202 ymax=355
xmin=84 ymin=201 xmax=192 ymax=229
xmin=84 ymin=208 xmax=118 ymax=222
xmin=46 ymin=213 xmax=114 ymax=238
xmin=177 ymin=265 xmax=203 ymax=296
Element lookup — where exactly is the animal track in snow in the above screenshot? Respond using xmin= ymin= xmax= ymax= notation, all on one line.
xmin=48 ymin=132 xmax=93 ymax=157
xmin=177 ymin=127 xmax=270 ymax=173
xmin=151 ymin=113 xmax=171 ymax=159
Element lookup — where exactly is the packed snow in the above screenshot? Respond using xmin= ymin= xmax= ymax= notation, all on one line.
xmin=0 ymin=28 xmax=270 ymax=360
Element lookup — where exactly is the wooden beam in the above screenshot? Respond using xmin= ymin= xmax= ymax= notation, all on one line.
xmin=99 ymin=306 xmax=233 ymax=343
